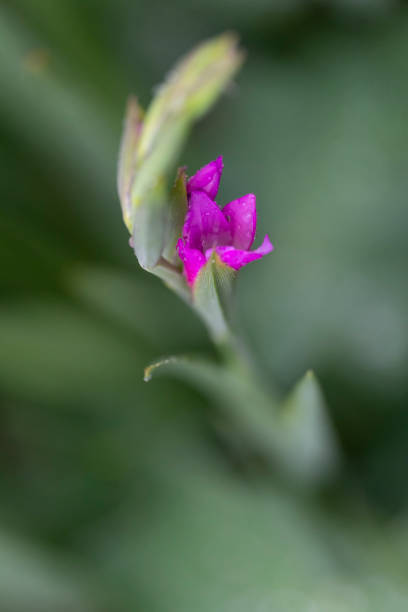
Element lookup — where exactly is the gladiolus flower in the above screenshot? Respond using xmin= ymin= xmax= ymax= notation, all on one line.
xmin=177 ymin=156 xmax=273 ymax=287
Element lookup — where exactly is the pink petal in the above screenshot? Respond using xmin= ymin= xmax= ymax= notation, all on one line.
xmin=187 ymin=156 xmax=223 ymax=200
xmin=215 ymin=234 xmax=274 ymax=270
xmin=222 ymin=193 xmax=257 ymax=250
xmin=183 ymin=190 xmax=231 ymax=252
xmin=177 ymin=239 xmax=206 ymax=287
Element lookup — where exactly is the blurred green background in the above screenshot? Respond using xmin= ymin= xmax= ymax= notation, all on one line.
xmin=1 ymin=1 xmax=408 ymax=610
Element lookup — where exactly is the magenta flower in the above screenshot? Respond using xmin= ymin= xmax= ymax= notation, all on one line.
xmin=177 ymin=156 xmax=274 ymax=287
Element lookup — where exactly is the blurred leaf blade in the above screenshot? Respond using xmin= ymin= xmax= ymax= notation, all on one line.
xmin=145 ymin=356 xmax=339 ymax=487
xmin=0 ymin=530 xmax=99 ymax=611
xmin=278 ymin=370 xmax=341 ymax=485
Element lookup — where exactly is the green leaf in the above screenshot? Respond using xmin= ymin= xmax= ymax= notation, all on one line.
xmin=0 ymin=529 xmax=97 ymax=611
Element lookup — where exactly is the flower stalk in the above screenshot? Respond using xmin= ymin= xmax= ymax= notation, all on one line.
xmin=116 ymin=33 xmax=341 ymax=489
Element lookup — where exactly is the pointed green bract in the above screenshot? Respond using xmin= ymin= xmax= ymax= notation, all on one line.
xmin=193 ymin=251 xmax=236 ymax=344
xmin=278 ymin=371 xmax=341 ymax=485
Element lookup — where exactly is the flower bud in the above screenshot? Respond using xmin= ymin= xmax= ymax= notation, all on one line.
xmin=117 ymin=33 xmax=243 ymax=270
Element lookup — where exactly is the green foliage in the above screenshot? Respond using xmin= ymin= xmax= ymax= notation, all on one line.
xmin=145 ymin=357 xmax=339 ymax=487
xmin=0 ymin=531 xmax=98 ymax=611
xmin=1 ymin=1 xmax=408 ymax=610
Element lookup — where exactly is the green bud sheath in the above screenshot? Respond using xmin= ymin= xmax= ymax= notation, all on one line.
xmin=117 ymin=96 xmax=143 ymax=232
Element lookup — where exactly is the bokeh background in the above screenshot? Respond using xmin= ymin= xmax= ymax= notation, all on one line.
xmin=1 ymin=0 xmax=408 ymax=610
